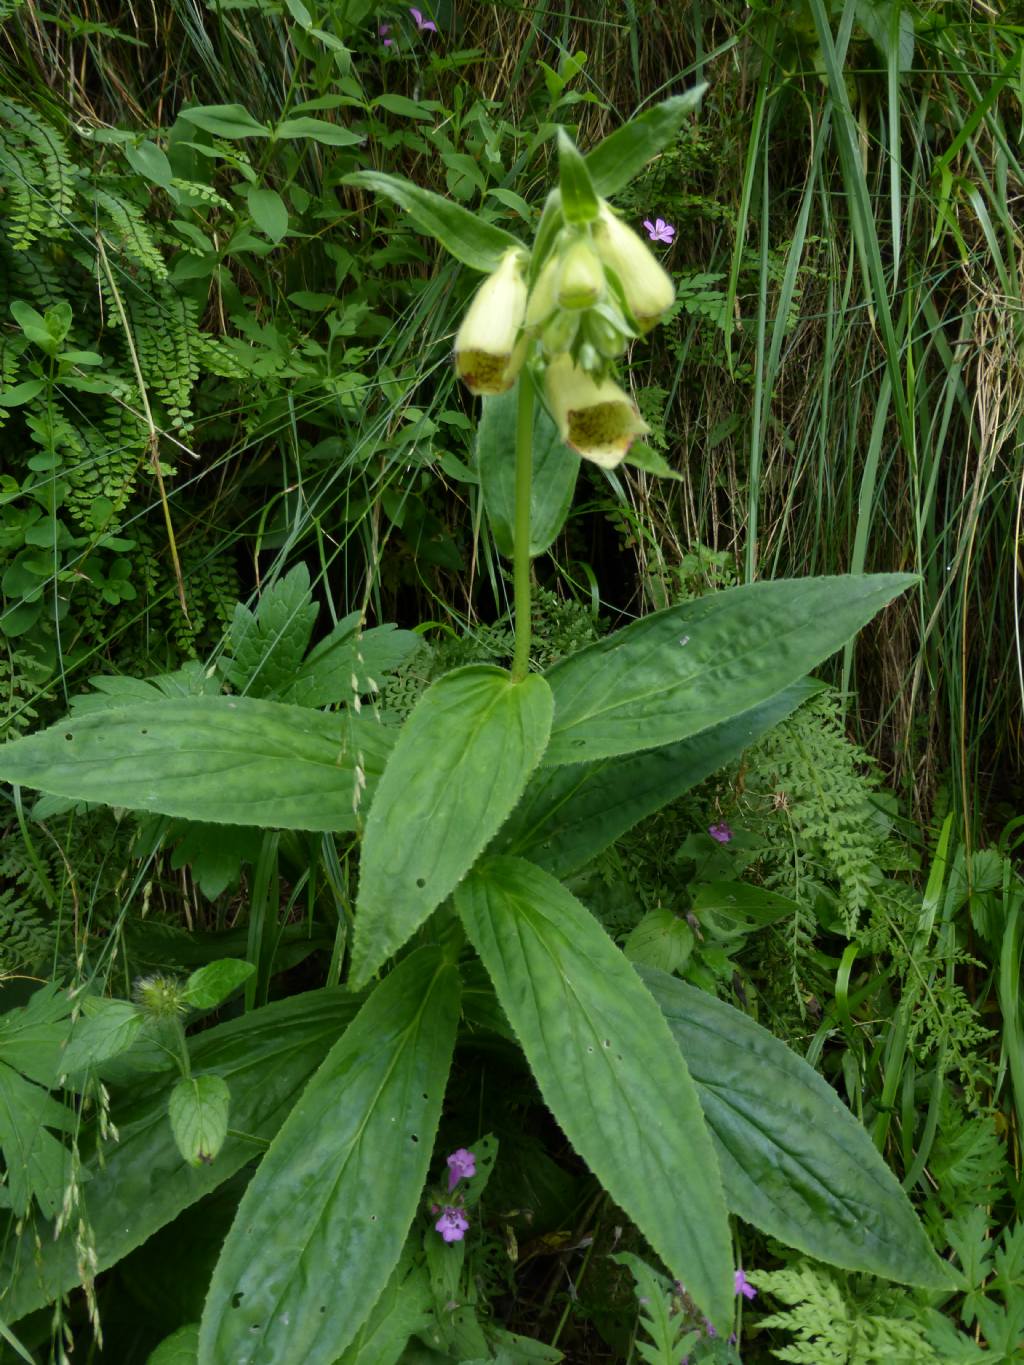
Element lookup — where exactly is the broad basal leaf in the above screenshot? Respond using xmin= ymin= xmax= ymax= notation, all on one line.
xmin=342 ymin=171 xmax=523 ymax=273
xmin=639 ymin=967 xmax=953 ymax=1288
xmin=0 ymin=697 xmax=392 ymax=831
xmin=1 ymin=989 xmax=362 ymax=1323
xmin=350 ymin=667 xmax=552 ymax=988
xmin=543 ymin=575 xmax=915 ymax=764
xmin=199 ymin=948 xmax=460 ymax=1365
xmin=477 ymin=381 xmax=580 ymax=559
xmin=497 ymin=680 xmax=817 ymax=874
xmin=455 ymin=857 xmax=733 ymax=1331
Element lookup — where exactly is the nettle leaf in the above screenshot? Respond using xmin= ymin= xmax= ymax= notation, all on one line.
xmin=456 ymin=857 xmax=733 ymax=1332
xmin=183 ymin=959 xmax=256 ymax=1010
xmin=0 ymin=697 xmax=393 ymax=831
xmin=640 ymin=968 xmax=954 ymax=1288
xmin=350 ymin=667 xmax=553 ymax=989
xmin=497 ymin=680 xmax=818 ymax=875
xmin=585 ymin=88 xmax=708 ymax=197
xmin=169 ymin=1074 xmax=231 ymax=1167
xmin=0 ymin=1060 xmax=74 ymax=1218
xmin=147 ymin=1323 xmax=200 ymax=1365
xmin=219 ymin=565 xmax=319 ymax=698
xmin=0 ymin=983 xmax=71 ymax=1086
xmin=199 ymin=948 xmax=460 ymax=1365
xmin=280 ymin=615 xmax=419 ymax=709
xmin=543 ymin=575 xmax=916 ymax=764
xmin=342 ymin=170 xmax=524 ymax=273
xmin=60 ymin=998 xmax=143 ymax=1075
xmin=477 ymin=380 xmax=580 ymax=559
xmin=1 ymin=989 xmax=362 ymax=1323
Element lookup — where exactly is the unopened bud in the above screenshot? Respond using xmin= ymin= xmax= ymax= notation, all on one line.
xmin=556 ymin=239 xmax=604 ymax=311
xmin=592 ymin=203 xmax=675 ymax=333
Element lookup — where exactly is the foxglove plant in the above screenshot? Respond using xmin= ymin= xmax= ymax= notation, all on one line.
xmin=0 ymin=92 xmax=952 ymax=1363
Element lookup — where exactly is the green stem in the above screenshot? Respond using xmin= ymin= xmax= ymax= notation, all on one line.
xmin=510 ymin=371 xmax=535 ymax=683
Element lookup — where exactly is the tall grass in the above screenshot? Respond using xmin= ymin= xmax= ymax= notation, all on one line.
xmin=1 ymin=0 xmax=1020 ymax=825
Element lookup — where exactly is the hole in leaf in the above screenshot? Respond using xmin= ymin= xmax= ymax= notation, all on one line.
xmin=602 ymin=1039 xmax=611 ymax=1048
xmin=64 ymin=733 xmax=73 ymax=741
xmin=140 ymin=728 xmax=148 ymax=735
xmin=410 ymin=1133 xmax=419 ymax=1143
xmin=415 ymin=877 xmax=426 ymax=889
xmin=231 ymin=1293 xmax=244 ymax=1309
xmin=319 ymin=1306 xmax=326 ymax=1314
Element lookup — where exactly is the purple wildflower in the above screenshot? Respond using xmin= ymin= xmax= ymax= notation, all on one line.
xmin=642 ymin=217 xmax=676 ymax=244
xmin=435 ymin=1206 xmax=469 ymax=1242
xmin=734 ymin=1267 xmax=756 ymax=1300
xmin=409 ymin=6 xmax=437 ymax=29
xmin=708 ymin=821 xmax=733 ymax=844
xmin=378 ymin=21 xmax=393 ymax=45
xmin=446 ymin=1147 xmax=477 ymax=1192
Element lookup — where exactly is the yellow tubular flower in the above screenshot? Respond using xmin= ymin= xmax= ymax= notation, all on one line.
xmin=454 ymin=249 xmax=529 ymax=395
xmin=592 ymin=202 xmax=675 ymax=333
xmin=544 ymin=353 xmax=649 ymax=469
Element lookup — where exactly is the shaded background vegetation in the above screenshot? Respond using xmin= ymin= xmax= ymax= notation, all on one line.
xmin=1 ymin=1 xmax=1023 ymax=1360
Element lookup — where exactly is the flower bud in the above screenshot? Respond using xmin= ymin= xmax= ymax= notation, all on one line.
xmin=525 ymin=253 xmax=560 ymax=329
xmin=454 ymin=249 xmax=529 ymax=395
xmin=541 ymin=309 xmax=578 ymax=358
xmin=583 ymin=309 xmax=628 ymax=359
xmin=544 ymin=353 xmax=649 ymax=469
xmin=592 ymin=203 xmax=675 ymax=333
xmin=556 ymin=239 xmax=604 ymax=311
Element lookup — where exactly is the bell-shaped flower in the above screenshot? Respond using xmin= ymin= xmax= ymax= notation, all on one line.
xmin=454 ymin=249 xmax=529 ymax=395
xmin=544 ymin=353 xmax=649 ymax=469
xmin=592 ymin=203 xmax=675 ymax=333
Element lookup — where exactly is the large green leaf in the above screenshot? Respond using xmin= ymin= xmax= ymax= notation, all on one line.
xmin=640 ymin=967 xmax=954 ymax=1288
xmin=342 ymin=171 xmax=523 ymax=272
xmin=199 ymin=948 xmax=460 ymax=1365
xmin=455 ymin=857 xmax=733 ymax=1331
xmin=1 ymin=989 xmax=362 ymax=1322
xmin=497 ymin=680 xmax=817 ymax=875
xmin=0 ymin=697 xmax=392 ymax=831
xmin=585 ymin=88 xmax=708 ymax=197
xmin=350 ymin=667 xmax=553 ymax=988
xmin=543 ymin=575 xmax=915 ymax=764
xmin=477 ymin=381 xmax=580 ymax=559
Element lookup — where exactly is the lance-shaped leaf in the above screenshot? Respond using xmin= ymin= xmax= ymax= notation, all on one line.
xmin=497 ymin=680 xmax=818 ymax=875
xmin=455 ymin=857 xmax=733 ymax=1332
xmin=477 ymin=381 xmax=580 ymax=559
xmin=586 ymin=88 xmax=708 ymax=197
xmin=557 ymin=127 xmax=600 ymax=224
xmin=0 ymin=697 xmax=392 ymax=831
xmin=639 ymin=967 xmax=954 ymax=1288
xmin=342 ymin=171 xmax=523 ymax=273
xmin=350 ymin=667 xmax=553 ymax=989
xmin=543 ymin=575 xmax=916 ymax=765
xmin=1 ymin=989 xmax=362 ymax=1323
xmin=199 ymin=948 xmax=460 ymax=1365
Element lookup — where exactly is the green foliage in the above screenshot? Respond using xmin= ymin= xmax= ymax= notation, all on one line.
xmin=751 ymin=1263 xmax=940 ymax=1363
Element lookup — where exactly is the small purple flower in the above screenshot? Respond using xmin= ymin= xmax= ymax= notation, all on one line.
xmin=446 ymin=1147 xmax=476 ymax=1192
xmin=409 ymin=6 xmax=437 ymax=29
xmin=642 ymin=217 xmax=676 ymax=244
xmin=708 ymin=821 xmax=733 ymax=844
xmin=734 ymin=1267 xmax=756 ymax=1300
xmin=435 ymin=1206 xmax=469 ymax=1242
xmin=378 ymin=21 xmax=393 ymax=45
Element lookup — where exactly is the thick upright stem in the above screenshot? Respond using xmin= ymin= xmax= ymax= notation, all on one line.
xmin=510 ymin=371 xmax=535 ymax=683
